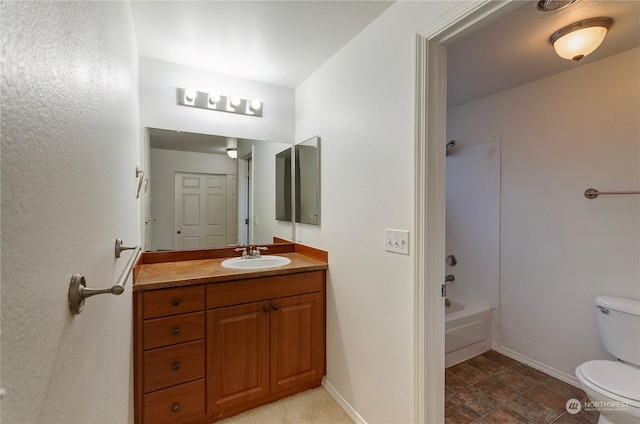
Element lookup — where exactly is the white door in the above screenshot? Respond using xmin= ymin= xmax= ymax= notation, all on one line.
xmin=175 ymin=172 xmax=227 ymax=250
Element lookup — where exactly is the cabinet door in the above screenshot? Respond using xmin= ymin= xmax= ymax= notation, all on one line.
xmin=270 ymin=292 xmax=324 ymax=393
xmin=207 ymin=301 xmax=270 ymax=416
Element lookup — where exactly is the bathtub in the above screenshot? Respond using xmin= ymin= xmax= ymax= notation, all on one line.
xmin=445 ymin=299 xmax=492 ymax=367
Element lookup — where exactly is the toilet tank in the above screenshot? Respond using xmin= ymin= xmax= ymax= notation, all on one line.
xmin=595 ymin=296 xmax=640 ymax=365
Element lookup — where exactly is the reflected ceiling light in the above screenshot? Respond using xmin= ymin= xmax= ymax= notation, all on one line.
xmin=549 ymin=17 xmax=613 ymax=61
xmin=226 ymin=148 xmax=238 ymax=159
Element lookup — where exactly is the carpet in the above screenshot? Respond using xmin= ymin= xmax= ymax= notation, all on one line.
xmin=217 ymin=387 xmax=355 ymax=424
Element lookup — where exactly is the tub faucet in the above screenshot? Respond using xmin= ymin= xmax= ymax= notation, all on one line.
xmin=445 ymin=274 xmax=455 ymax=282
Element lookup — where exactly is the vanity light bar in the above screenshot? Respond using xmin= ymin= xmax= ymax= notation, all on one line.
xmin=176 ymin=88 xmax=263 ymax=117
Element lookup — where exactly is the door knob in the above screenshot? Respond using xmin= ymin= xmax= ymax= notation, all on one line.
xmin=176 ymin=230 xmax=181 ymax=234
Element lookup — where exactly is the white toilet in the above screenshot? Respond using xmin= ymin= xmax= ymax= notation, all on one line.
xmin=576 ymin=296 xmax=640 ymax=424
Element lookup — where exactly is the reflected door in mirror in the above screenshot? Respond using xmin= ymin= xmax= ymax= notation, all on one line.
xmin=175 ymin=172 xmax=233 ymax=249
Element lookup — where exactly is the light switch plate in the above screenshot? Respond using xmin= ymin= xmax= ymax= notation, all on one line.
xmin=385 ymin=229 xmax=409 ymax=254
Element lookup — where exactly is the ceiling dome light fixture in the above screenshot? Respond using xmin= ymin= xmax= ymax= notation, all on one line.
xmin=549 ymin=17 xmax=613 ymax=61
xmin=226 ymin=148 xmax=238 ymax=159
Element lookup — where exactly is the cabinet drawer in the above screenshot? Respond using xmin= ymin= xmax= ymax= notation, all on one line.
xmin=144 ymin=340 xmax=205 ymax=393
xmin=143 ymin=285 xmax=204 ymax=319
xmin=207 ymin=271 xmax=323 ymax=309
xmin=143 ymin=311 xmax=205 ymax=350
xmin=143 ymin=379 xmax=205 ymax=424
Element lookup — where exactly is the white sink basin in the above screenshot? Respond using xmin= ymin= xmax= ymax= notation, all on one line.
xmin=221 ymin=255 xmax=291 ymax=270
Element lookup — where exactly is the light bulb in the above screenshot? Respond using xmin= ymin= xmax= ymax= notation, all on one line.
xmin=249 ymin=100 xmax=262 ymax=111
xmin=184 ymin=88 xmax=197 ymax=102
xmin=230 ymin=97 xmax=241 ymax=108
xmin=208 ymin=94 xmax=221 ymax=105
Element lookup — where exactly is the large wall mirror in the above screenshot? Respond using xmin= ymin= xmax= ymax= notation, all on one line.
xmin=143 ymin=127 xmax=293 ymax=251
xmin=295 ymin=136 xmax=320 ymax=225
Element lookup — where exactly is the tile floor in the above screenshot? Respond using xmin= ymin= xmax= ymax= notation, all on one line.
xmin=445 ymin=350 xmax=600 ymax=424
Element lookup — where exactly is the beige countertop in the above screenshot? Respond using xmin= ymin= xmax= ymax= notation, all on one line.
xmin=133 ymin=252 xmax=328 ymax=291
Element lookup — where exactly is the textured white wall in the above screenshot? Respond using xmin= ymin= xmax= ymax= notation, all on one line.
xmin=295 ymin=2 xmax=458 ymax=422
xmin=1 ymin=2 xmax=140 ymax=423
xmin=447 ymin=48 xmax=640 ymax=382
xmin=138 ymin=57 xmax=295 ymax=143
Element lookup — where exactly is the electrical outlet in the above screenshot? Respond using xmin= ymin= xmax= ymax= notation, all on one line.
xmin=385 ymin=229 xmax=409 ymax=254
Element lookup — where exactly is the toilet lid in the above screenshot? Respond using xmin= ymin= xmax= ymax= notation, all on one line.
xmin=580 ymin=360 xmax=640 ymax=402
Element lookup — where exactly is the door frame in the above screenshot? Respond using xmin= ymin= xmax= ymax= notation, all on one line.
xmin=413 ymin=1 xmax=518 ymax=422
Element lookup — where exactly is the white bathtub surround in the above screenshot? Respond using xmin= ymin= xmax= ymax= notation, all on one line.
xmin=445 ymin=140 xmax=501 ymax=310
xmin=445 ymin=299 xmax=492 ymax=367
xmin=445 ymin=140 xmax=500 ymax=367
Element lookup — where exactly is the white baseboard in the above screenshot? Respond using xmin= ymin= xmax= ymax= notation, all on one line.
xmin=322 ymin=377 xmax=367 ymax=424
xmin=491 ymin=343 xmax=582 ymax=388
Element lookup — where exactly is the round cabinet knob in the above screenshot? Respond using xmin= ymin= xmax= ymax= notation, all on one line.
xmin=172 ymin=299 xmax=180 ymax=307
xmin=172 ymin=362 xmax=180 ymax=371
xmin=172 ymin=327 xmax=180 ymax=336
xmin=272 ymin=305 xmax=279 ymax=311
xmin=172 ymin=403 xmax=180 ymax=413
xmin=176 ymin=231 xmax=182 ymax=234
xmin=263 ymin=306 xmax=270 ymax=313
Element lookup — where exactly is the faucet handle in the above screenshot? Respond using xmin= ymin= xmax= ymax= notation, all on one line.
xmin=254 ymin=246 xmax=268 ymax=257
xmin=234 ymin=247 xmax=248 ymax=258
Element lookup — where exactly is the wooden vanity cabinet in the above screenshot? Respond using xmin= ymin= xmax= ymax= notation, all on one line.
xmin=134 ymin=285 xmax=207 ymax=424
xmin=134 ymin=269 xmax=325 ymax=424
xmin=206 ymin=271 xmax=325 ymax=421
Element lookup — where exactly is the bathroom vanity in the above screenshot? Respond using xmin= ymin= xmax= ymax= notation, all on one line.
xmin=132 ymin=243 xmax=327 ymax=424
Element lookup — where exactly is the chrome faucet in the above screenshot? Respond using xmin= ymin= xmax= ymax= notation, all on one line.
xmin=249 ymin=246 xmax=268 ymax=258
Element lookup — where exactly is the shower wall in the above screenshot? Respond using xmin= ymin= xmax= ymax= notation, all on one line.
xmin=445 ymin=140 xmax=501 ymax=310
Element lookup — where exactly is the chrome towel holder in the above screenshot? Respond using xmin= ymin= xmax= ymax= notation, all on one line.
xmin=584 ymin=188 xmax=640 ymax=199
xmin=68 ymin=238 xmax=141 ymax=315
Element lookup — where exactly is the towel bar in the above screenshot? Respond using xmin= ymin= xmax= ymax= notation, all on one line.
xmin=584 ymin=188 xmax=640 ymax=199
xmin=69 ymin=239 xmax=141 ymax=315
